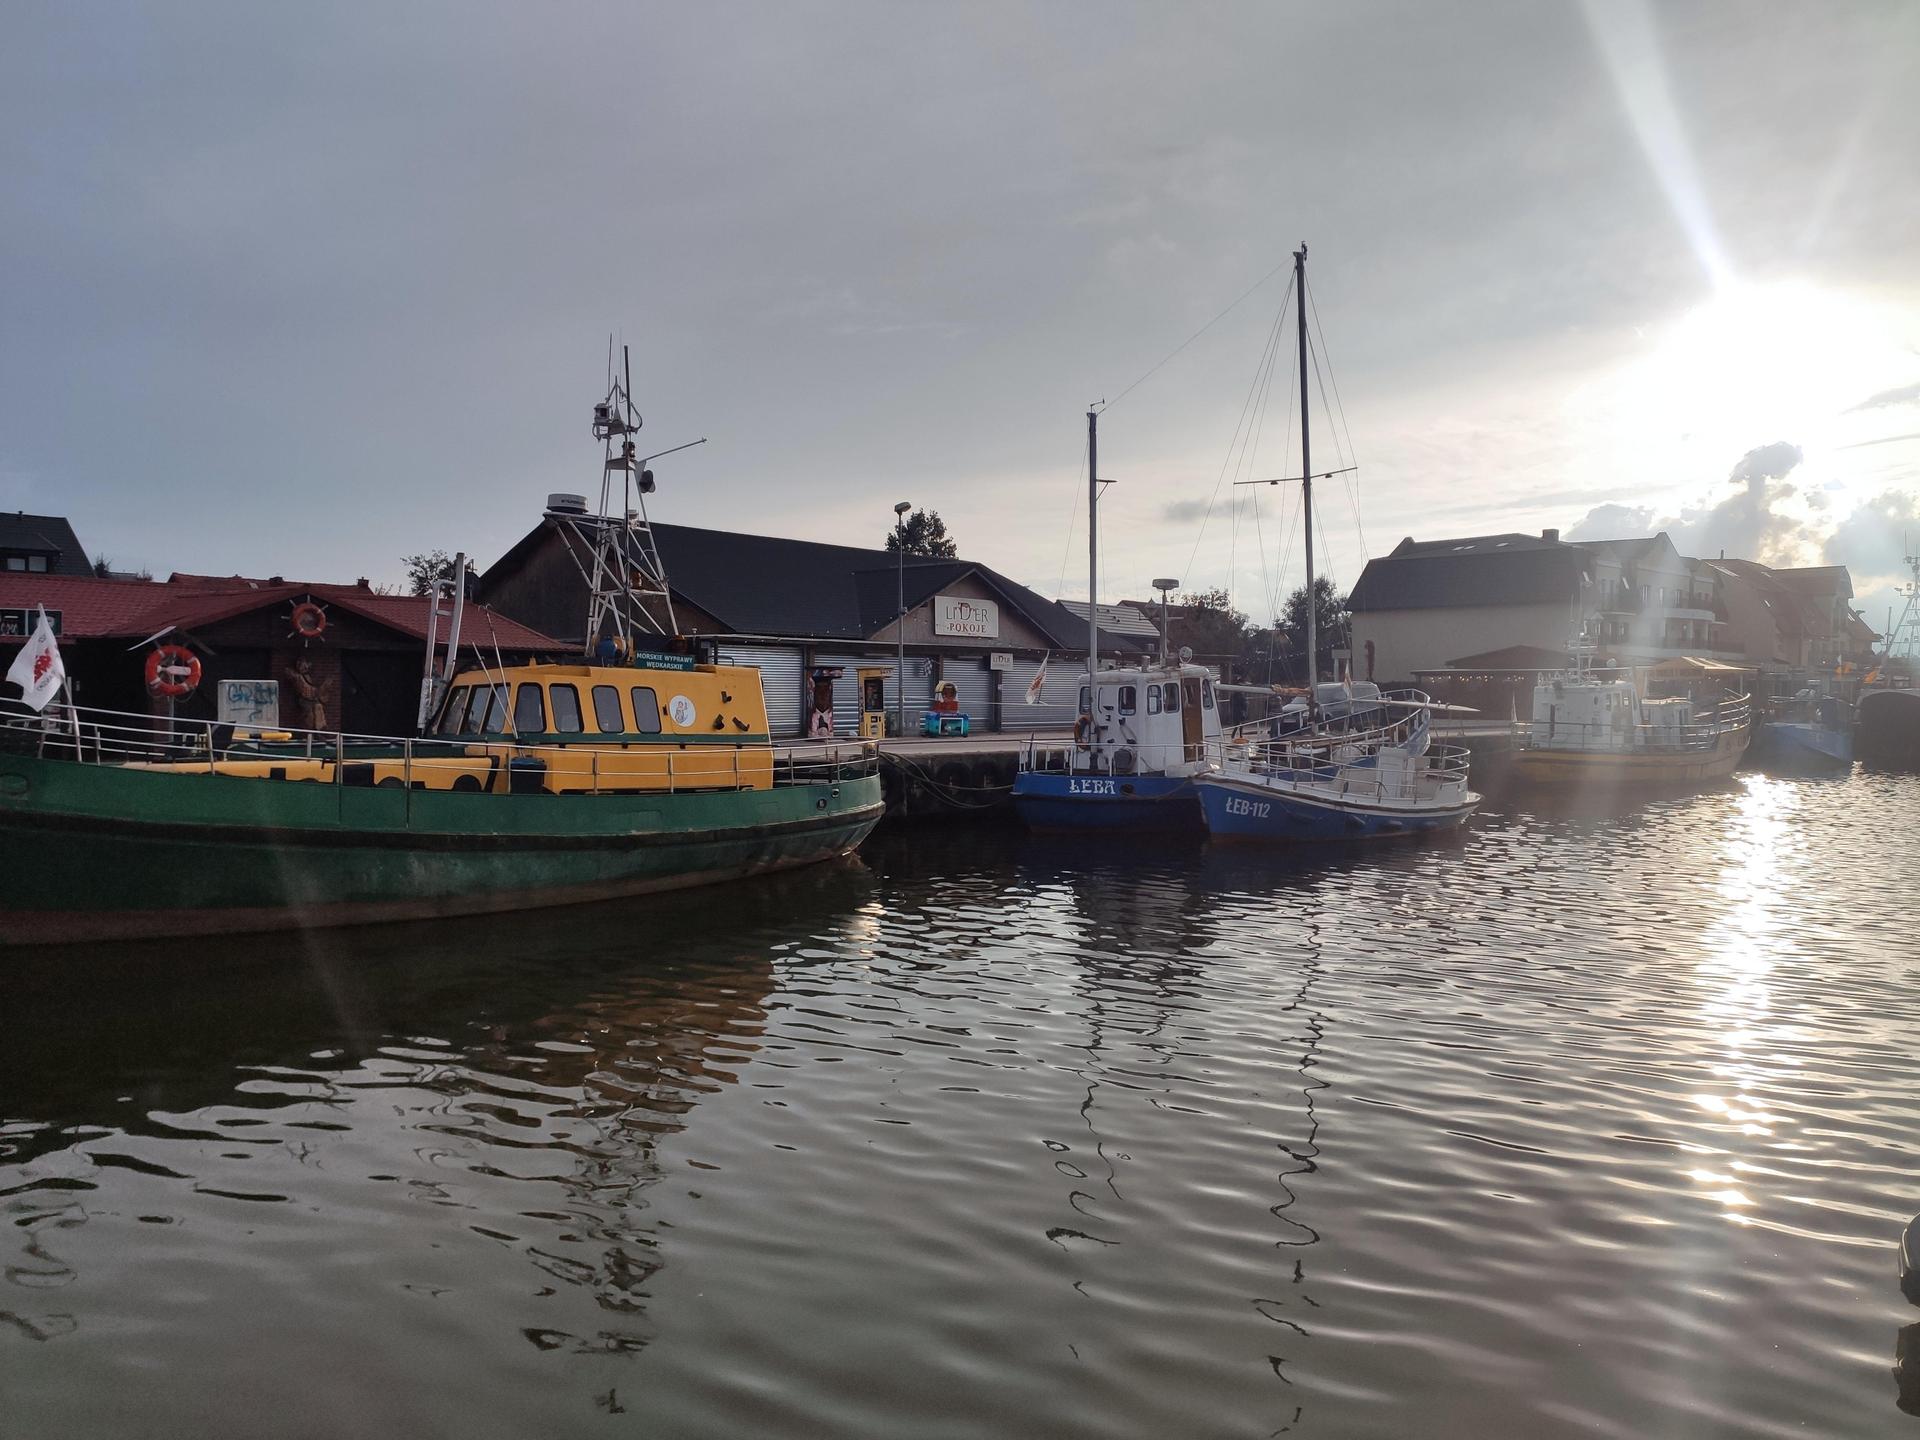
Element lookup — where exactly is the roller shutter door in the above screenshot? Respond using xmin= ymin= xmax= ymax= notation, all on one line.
xmin=1002 ymin=657 xmax=1081 ymax=731
xmin=816 ymin=652 xmax=934 ymax=736
xmin=717 ymin=644 xmax=806 ymax=737
xmin=941 ymin=657 xmax=993 ymax=725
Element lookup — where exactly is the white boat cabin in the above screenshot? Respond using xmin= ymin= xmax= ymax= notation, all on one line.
xmin=1528 ymin=674 xmax=1691 ymax=752
xmin=1075 ymin=662 xmax=1223 ymax=776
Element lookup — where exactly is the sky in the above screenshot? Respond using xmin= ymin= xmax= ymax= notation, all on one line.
xmin=4 ymin=2 xmax=1917 ymax=633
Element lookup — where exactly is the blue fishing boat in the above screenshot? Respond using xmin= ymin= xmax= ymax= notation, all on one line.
xmin=1011 ymin=409 xmax=1223 ymax=833
xmin=1191 ymin=244 xmax=1480 ymax=844
xmin=1012 ymin=660 xmax=1225 ymax=832
xmin=1757 ymin=690 xmax=1852 ymax=769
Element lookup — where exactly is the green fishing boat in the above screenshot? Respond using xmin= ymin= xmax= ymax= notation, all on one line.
xmin=0 ymin=358 xmax=882 ymax=944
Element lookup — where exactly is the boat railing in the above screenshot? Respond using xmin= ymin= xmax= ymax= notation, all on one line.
xmin=0 ymin=702 xmax=880 ymax=793
xmin=1213 ymin=726 xmax=1473 ymax=804
xmin=1020 ymin=736 xmax=1211 ymax=777
xmin=1514 ymin=694 xmax=1751 ymax=753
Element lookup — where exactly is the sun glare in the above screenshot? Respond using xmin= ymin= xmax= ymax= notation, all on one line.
xmin=1564 ymin=279 xmax=1920 ymax=530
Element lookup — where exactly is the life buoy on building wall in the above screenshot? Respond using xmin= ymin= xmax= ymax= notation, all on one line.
xmin=290 ymin=601 xmax=328 ymax=640
xmin=144 ymin=644 xmax=202 ymax=698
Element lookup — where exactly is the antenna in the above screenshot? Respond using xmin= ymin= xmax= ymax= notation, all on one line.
xmin=553 ymin=344 xmax=705 ymax=657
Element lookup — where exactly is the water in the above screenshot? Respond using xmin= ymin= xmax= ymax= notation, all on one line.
xmin=4 ymin=770 xmax=1917 ymax=1437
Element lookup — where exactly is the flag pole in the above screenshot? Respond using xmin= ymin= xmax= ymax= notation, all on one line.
xmin=42 ymin=606 xmax=83 ymax=755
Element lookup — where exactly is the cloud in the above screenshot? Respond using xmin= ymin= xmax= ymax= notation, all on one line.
xmin=1161 ymin=498 xmax=1211 ymax=523
xmin=1565 ymin=441 xmax=1812 ymax=561
xmin=1847 ymin=381 xmax=1920 ymax=412
xmin=1566 ymin=502 xmax=1655 ymax=540
xmin=1824 ymin=488 xmax=1920 ymax=579
xmin=1842 ymin=430 xmax=1920 ymax=451
xmin=1726 ymin=440 xmax=1802 ymax=487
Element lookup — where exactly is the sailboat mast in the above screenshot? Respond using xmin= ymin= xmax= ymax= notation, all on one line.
xmin=1087 ymin=408 xmax=1099 ymax=693
xmin=1296 ymin=244 xmax=1316 ymax=694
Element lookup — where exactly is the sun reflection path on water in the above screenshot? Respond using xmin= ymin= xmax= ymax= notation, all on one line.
xmin=1690 ymin=775 xmax=1807 ymax=1220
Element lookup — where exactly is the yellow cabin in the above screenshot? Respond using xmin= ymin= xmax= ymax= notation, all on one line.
xmin=129 ymin=659 xmax=778 ymax=795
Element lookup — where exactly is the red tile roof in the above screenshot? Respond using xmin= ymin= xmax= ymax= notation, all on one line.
xmin=0 ymin=573 xmax=564 ymax=652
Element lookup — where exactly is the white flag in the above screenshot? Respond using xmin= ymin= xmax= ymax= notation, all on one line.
xmin=5 ymin=607 xmax=66 ymax=713
xmin=1024 ymin=654 xmax=1049 ymax=705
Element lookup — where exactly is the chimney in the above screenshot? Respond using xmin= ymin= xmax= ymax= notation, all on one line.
xmin=1541 ymin=528 xmax=1560 ymax=543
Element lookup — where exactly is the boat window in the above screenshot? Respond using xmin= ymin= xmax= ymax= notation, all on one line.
xmin=549 ymin=684 xmax=583 ymax=734
xmin=464 ymin=684 xmax=506 ymax=735
xmin=1202 ymin=680 xmax=1216 ymax=710
xmin=592 ymin=684 xmax=624 ymax=733
xmin=513 ymin=683 xmax=546 ymax=735
xmin=435 ymin=686 xmax=470 ymax=736
xmin=1078 ymin=684 xmax=1091 ymax=715
xmin=1118 ymin=685 xmax=1137 ymax=715
xmin=630 ymin=686 xmax=661 ymax=733
xmin=1163 ymin=682 xmax=1180 ymax=713
xmin=1146 ymin=686 xmax=1162 ymax=715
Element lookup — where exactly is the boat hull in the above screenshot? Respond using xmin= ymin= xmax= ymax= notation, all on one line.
xmin=1857 ymin=688 xmax=1920 ymax=768
xmin=1512 ymin=728 xmax=1748 ymax=787
xmin=1755 ymin=721 xmax=1852 ymax=768
xmin=1010 ymin=772 xmax=1203 ymax=833
xmin=0 ymin=751 xmax=883 ymax=945
xmin=1194 ymin=773 xmax=1478 ymax=843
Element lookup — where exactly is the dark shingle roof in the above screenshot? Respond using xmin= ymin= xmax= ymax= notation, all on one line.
xmin=486 ymin=519 xmax=1138 ymax=653
xmin=1350 ymin=536 xmax=1587 ymax=613
xmin=0 ymin=512 xmax=91 ymax=576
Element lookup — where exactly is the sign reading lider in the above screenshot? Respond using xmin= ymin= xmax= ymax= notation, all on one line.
xmin=932 ymin=595 xmax=998 ymax=639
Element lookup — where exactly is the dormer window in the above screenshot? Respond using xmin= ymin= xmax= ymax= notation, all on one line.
xmin=2 ymin=553 xmax=49 ymax=573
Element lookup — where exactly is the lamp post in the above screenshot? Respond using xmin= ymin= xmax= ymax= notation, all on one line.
xmin=1151 ymin=578 xmax=1179 ymax=666
xmin=894 ymin=501 xmax=911 ymax=738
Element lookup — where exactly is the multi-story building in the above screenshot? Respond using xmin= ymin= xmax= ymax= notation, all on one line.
xmin=1350 ymin=527 xmax=1861 ymax=687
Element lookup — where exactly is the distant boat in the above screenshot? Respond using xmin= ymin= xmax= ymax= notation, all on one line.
xmin=1192 ymin=244 xmax=1480 ymax=843
xmin=1856 ymin=686 xmax=1920 ymax=768
xmin=1855 ymin=551 xmax=1920 ymax=768
xmin=1756 ymin=689 xmax=1852 ymax=769
xmin=1512 ymin=651 xmax=1749 ymax=786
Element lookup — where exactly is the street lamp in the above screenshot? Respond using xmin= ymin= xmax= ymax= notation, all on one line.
xmin=894 ymin=501 xmax=911 ymax=738
xmin=1151 ymin=578 xmax=1179 ymax=666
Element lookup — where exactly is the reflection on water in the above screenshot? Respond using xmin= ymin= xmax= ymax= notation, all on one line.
xmin=4 ymin=774 xmax=1919 ymax=1437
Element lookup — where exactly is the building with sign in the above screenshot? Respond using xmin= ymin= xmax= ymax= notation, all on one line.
xmin=480 ymin=510 xmax=1150 ymax=737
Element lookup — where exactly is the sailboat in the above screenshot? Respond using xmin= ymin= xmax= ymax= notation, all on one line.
xmin=1193 ymin=246 xmax=1480 ymax=842
xmin=1010 ymin=412 xmax=1224 ymax=832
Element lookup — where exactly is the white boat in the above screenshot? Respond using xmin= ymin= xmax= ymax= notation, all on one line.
xmin=1193 ymin=245 xmax=1479 ymax=843
xmin=1512 ymin=651 xmax=1749 ymax=786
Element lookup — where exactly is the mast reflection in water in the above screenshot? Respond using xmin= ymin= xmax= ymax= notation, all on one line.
xmin=4 ymin=772 xmax=1919 ymax=1438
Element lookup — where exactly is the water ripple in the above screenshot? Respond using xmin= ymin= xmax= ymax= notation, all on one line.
xmin=2 ymin=773 xmax=1917 ymax=1436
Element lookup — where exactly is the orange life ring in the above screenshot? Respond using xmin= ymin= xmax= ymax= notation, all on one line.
xmin=144 ymin=644 xmax=202 ymax=698
xmin=290 ymin=601 xmax=327 ymax=639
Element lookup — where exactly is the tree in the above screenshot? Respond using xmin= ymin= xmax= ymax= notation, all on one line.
xmin=402 ymin=549 xmax=459 ymax=596
xmin=884 ymin=508 xmax=958 ymax=558
xmin=1277 ymin=575 xmax=1350 ymax=682
xmin=1165 ymin=588 xmax=1252 ymax=662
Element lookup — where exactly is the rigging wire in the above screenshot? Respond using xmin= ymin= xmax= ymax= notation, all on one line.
xmin=1305 ymin=276 xmax=1370 ymax=562
xmin=1053 ymin=435 xmax=1090 ymax=599
xmin=1105 ymin=251 xmax=1295 ymax=413
xmin=1180 ymin=274 xmax=1295 ymax=590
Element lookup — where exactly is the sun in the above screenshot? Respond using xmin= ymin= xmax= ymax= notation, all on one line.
xmin=1645 ymin=281 xmax=1905 ymax=443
